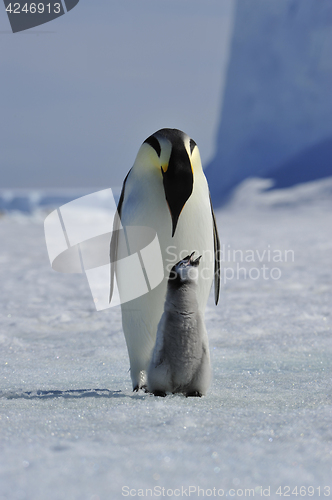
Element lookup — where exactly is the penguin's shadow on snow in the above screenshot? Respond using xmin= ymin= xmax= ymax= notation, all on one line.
xmin=0 ymin=388 xmax=146 ymax=400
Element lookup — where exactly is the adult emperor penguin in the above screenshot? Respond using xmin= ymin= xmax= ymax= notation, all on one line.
xmin=110 ymin=128 xmax=220 ymax=391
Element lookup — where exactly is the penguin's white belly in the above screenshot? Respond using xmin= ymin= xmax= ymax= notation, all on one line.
xmin=117 ymin=174 xmax=214 ymax=388
xmin=120 ymin=173 xmax=214 ymax=301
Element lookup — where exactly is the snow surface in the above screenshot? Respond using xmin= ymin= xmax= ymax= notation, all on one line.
xmin=0 ymin=179 xmax=332 ymax=500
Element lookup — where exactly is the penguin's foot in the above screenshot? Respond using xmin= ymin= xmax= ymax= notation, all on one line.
xmin=186 ymin=391 xmax=202 ymax=397
xmin=133 ymin=385 xmax=147 ymax=392
xmin=153 ymin=390 xmax=167 ymax=397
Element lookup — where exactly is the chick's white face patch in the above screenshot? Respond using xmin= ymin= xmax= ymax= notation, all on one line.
xmin=44 ymin=189 xmax=164 ymax=311
xmin=177 ymin=264 xmax=199 ymax=283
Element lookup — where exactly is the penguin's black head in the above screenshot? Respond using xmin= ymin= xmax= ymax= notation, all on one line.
xmin=168 ymin=252 xmax=202 ymax=289
xmin=143 ymin=128 xmax=197 ymax=237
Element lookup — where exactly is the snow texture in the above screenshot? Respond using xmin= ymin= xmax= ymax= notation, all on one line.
xmin=0 ymin=179 xmax=332 ymax=499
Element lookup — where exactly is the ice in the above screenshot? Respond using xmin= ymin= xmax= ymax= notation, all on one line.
xmin=0 ymin=179 xmax=331 ymax=499
xmin=206 ymin=0 xmax=332 ymax=201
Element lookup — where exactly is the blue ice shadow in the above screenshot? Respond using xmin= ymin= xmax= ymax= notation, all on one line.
xmin=0 ymin=388 xmax=129 ymax=400
xmin=263 ymin=136 xmax=332 ymax=190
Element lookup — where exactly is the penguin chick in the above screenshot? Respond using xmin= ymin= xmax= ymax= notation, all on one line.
xmin=147 ymin=252 xmax=211 ymax=397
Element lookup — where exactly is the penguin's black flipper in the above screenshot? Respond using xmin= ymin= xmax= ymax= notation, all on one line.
xmin=209 ymin=193 xmax=220 ymax=305
xmin=109 ymin=168 xmax=132 ymax=303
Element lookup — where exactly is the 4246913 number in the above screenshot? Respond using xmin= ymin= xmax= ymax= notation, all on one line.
xmin=276 ymin=486 xmax=331 ymax=496
xmin=5 ymin=3 xmax=61 ymax=14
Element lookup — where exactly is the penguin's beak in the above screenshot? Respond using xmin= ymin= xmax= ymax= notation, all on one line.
xmin=161 ymin=147 xmax=194 ymax=237
xmin=189 ymin=252 xmax=202 ymax=267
